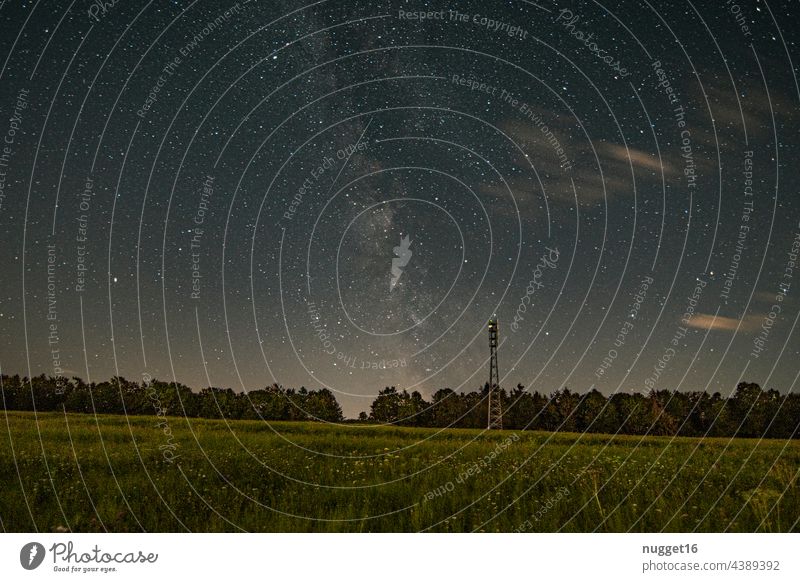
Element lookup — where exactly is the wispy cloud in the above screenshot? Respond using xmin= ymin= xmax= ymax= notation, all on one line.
xmin=600 ymin=143 xmax=676 ymax=175
xmin=488 ymin=115 xmax=678 ymax=209
xmin=685 ymin=313 xmax=762 ymax=332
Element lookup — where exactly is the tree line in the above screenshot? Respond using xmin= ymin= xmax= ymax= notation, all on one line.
xmin=366 ymin=383 xmax=800 ymax=438
xmin=1 ymin=374 xmax=798 ymax=438
xmin=0 ymin=374 xmax=343 ymax=422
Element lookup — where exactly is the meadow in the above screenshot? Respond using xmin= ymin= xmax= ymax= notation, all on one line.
xmin=0 ymin=411 xmax=797 ymax=532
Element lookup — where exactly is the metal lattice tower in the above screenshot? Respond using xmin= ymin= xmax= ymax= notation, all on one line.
xmin=488 ymin=318 xmax=502 ymax=429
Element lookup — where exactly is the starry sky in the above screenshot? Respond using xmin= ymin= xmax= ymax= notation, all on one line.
xmin=0 ymin=0 xmax=798 ymax=418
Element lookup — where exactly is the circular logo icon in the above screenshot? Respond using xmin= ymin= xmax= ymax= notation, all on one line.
xmin=20 ymin=542 xmax=46 ymax=570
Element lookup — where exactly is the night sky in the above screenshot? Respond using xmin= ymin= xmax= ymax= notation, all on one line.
xmin=0 ymin=0 xmax=798 ymax=419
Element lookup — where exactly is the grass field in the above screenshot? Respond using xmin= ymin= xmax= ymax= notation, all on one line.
xmin=1 ymin=411 xmax=797 ymax=532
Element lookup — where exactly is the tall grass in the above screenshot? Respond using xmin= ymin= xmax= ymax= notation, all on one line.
xmin=0 ymin=412 xmax=797 ymax=532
